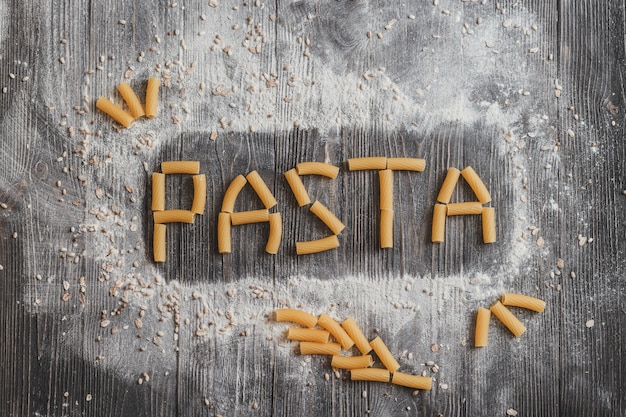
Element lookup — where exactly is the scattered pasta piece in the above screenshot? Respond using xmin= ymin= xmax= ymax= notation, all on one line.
xmin=287 ymin=328 xmax=330 ymax=343
xmin=153 ymin=209 xmax=195 ymax=224
xmin=296 ymin=162 xmax=340 ymax=178
xmin=310 ymin=201 xmax=345 ymax=235
xmin=481 ymin=207 xmax=496 ymax=243
xmin=230 ymin=209 xmax=270 ymax=225
xmin=386 ymin=157 xmax=426 ymax=171
xmin=117 ymin=82 xmax=145 ymax=118
xmin=296 ymin=235 xmax=340 ymax=255
xmin=318 ymin=313 xmax=355 ymax=350
xmin=161 ymin=161 xmax=200 ymax=175
xmin=490 ymin=301 xmax=526 ymax=337
xmin=284 ymin=169 xmax=311 ymax=207
xmin=331 ymin=355 xmax=373 ymax=369
xmin=431 ymin=204 xmax=447 ymax=243
xmin=436 ymin=167 xmax=461 ymax=204
xmin=153 ymin=224 xmax=166 ymax=263
xmin=350 ymin=368 xmax=390 ymax=383
xmin=341 ymin=318 xmax=372 ymax=355
xmin=379 ymin=169 xmax=394 ymax=211
xmin=348 ymin=157 xmax=387 ymax=171
xmin=369 ymin=336 xmax=400 ymax=372
xmin=96 ymin=97 xmax=134 ymax=128
xmin=266 ymin=213 xmax=282 ymax=254
xmin=151 ymin=173 xmax=165 ymax=211
xmin=275 ymin=309 xmax=318 ymax=328
xmin=474 ymin=307 xmax=491 ymax=347
xmin=391 ymin=372 xmax=432 ymax=390
xmin=461 ymin=166 xmax=492 ymax=204
xmin=300 ymin=342 xmax=341 ymax=355
xmin=217 ymin=212 xmax=232 ymax=253
xmin=221 ymin=175 xmax=247 ymax=213
xmin=501 ymin=293 xmax=546 ymax=313
xmin=246 ymin=170 xmax=278 ymax=209
xmin=191 ymin=174 xmax=206 ymax=215
xmin=380 ymin=209 xmax=394 ymax=248
xmin=446 ymin=201 xmax=483 ymax=216
xmin=145 ymin=77 xmax=161 ymax=119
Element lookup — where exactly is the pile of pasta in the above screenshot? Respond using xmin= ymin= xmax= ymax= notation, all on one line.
xmin=474 ymin=293 xmax=546 ymax=346
xmin=432 ymin=166 xmax=495 ymax=244
xmin=96 ymin=78 xmax=161 ymax=128
xmin=275 ymin=309 xmax=432 ymax=391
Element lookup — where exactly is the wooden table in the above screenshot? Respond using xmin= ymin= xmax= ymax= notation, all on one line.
xmin=1 ymin=1 xmax=624 ymax=416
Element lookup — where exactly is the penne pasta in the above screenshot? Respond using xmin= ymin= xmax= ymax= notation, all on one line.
xmin=153 ymin=224 xmax=166 ymax=263
xmin=391 ymin=372 xmax=432 ymax=390
xmin=318 ymin=313 xmax=355 ymax=350
xmin=117 ymin=82 xmax=145 ymax=118
xmin=161 ymin=160 xmax=200 ymax=175
xmin=151 ymin=172 xmax=166 ymax=211
xmin=266 ymin=213 xmax=282 ymax=254
xmin=446 ymin=201 xmax=483 ymax=216
xmin=154 ymin=209 xmax=195 ymax=224
xmin=436 ymin=167 xmax=461 ymax=204
xmin=348 ymin=157 xmax=387 ymax=171
xmin=380 ymin=209 xmax=394 ymax=248
xmin=341 ymin=318 xmax=372 ymax=355
xmin=191 ymin=174 xmax=206 ymax=214
xmin=369 ymin=337 xmax=400 ymax=372
xmin=287 ymin=328 xmax=330 ymax=343
xmin=481 ymin=207 xmax=496 ymax=243
xmin=96 ymin=96 xmax=135 ymax=128
xmin=230 ymin=209 xmax=270 ymax=225
xmin=217 ymin=212 xmax=232 ymax=253
xmin=296 ymin=235 xmax=340 ymax=255
xmin=310 ymin=200 xmax=345 ymax=235
xmin=350 ymin=368 xmax=391 ymax=383
xmin=284 ymin=169 xmax=311 ymax=207
xmin=431 ymin=204 xmax=447 ymax=243
xmin=490 ymin=301 xmax=526 ymax=337
xmin=474 ymin=307 xmax=491 ymax=347
xmin=221 ymin=175 xmax=248 ymax=213
xmin=461 ymin=166 xmax=492 ymax=204
xmin=275 ymin=309 xmax=318 ymax=328
xmin=331 ymin=355 xmax=373 ymax=369
xmin=501 ymin=293 xmax=546 ymax=313
xmin=246 ymin=170 xmax=277 ymax=209
xmin=296 ymin=162 xmax=340 ymax=178
xmin=379 ymin=169 xmax=394 ymax=211
xmin=386 ymin=157 xmax=426 ymax=172
xmin=300 ymin=342 xmax=341 ymax=355
xmin=145 ymin=77 xmax=161 ymax=119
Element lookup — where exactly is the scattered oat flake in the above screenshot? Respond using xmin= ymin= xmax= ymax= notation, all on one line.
xmin=536 ymin=236 xmax=545 ymax=247
xmin=585 ymin=319 xmax=594 ymax=328
xmin=506 ymin=409 xmax=518 ymax=416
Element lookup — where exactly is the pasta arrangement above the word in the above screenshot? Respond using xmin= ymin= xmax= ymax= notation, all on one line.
xmin=97 ymin=77 xmax=161 ymax=128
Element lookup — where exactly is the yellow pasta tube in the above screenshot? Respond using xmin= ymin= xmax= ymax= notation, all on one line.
xmin=387 ymin=157 xmax=426 ymax=171
xmin=350 ymin=368 xmax=390 ymax=383
xmin=221 ymin=175 xmax=248 ymax=213
xmin=274 ymin=309 xmax=318 ymax=328
xmin=380 ymin=209 xmax=394 ymax=248
xmin=490 ymin=301 xmax=526 ymax=337
xmin=191 ymin=174 xmax=206 ymax=215
xmin=153 ymin=224 xmax=166 ymax=263
xmin=436 ymin=167 xmax=461 ymax=204
xmin=145 ymin=77 xmax=161 ymax=119
xmin=310 ymin=201 xmax=345 ymax=235
xmin=161 ymin=161 xmax=200 ymax=175
xmin=300 ymin=342 xmax=341 ymax=355
xmin=266 ymin=213 xmax=282 ymax=254
xmin=318 ymin=313 xmax=355 ymax=350
xmin=284 ymin=169 xmax=311 ymax=207
xmin=296 ymin=162 xmax=340 ymax=179
xmin=296 ymin=235 xmax=340 ymax=255
xmin=331 ymin=355 xmax=373 ymax=369
xmin=117 ymin=82 xmax=145 ymax=118
xmin=369 ymin=336 xmax=400 ymax=372
xmin=230 ymin=209 xmax=270 ymax=225
xmin=287 ymin=328 xmax=330 ymax=343
xmin=482 ymin=207 xmax=496 ymax=243
xmin=392 ymin=372 xmax=432 ymax=390
xmin=151 ymin=173 xmax=165 ymax=211
xmin=431 ymin=204 xmax=447 ymax=243
xmin=217 ymin=212 xmax=232 ymax=253
xmin=348 ymin=157 xmax=387 ymax=171
xmin=154 ymin=210 xmax=195 ymax=224
xmin=246 ymin=170 xmax=277 ymax=209
xmin=379 ymin=169 xmax=394 ymax=211
xmin=341 ymin=318 xmax=372 ymax=355
xmin=96 ymin=97 xmax=135 ymax=128
xmin=446 ymin=202 xmax=483 ymax=216
xmin=461 ymin=166 xmax=492 ymax=204
xmin=474 ymin=307 xmax=491 ymax=347
xmin=501 ymin=293 xmax=546 ymax=313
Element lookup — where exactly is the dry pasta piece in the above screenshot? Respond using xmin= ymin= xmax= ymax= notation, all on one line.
xmin=387 ymin=157 xmax=426 ymax=171
xmin=230 ymin=209 xmax=269 ymax=225
xmin=501 ymin=293 xmax=546 ymax=313
xmin=331 ymin=355 xmax=374 ymax=369
xmin=217 ymin=212 xmax=232 ymax=253
xmin=380 ymin=209 xmax=394 ymax=248
xmin=191 ymin=174 xmax=206 ymax=215
xmin=117 ymin=82 xmax=145 ymax=118
xmin=341 ymin=318 xmax=372 ymax=355
xmin=284 ymin=169 xmax=311 ymax=207
xmin=161 ymin=161 xmax=200 ymax=175
xmin=482 ymin=207 xmax=496 ymax=243
xmin=153 ymin=224 xmax=166 ymax=263
xmin=266 ymin=213 xmax=282 ymax=254
xmin=151 ymin=173 xmax=165 ymax=212
xmin=246 ymin=170 xmax=277 ymax=209
xmin=490 ymin=301 xmax=526 ymax=337
xmin=275 ymin=309 xmax=318 ymax=328
xmin=431 ymin=204 xmax=447 ymax=243
xmin=287 ymin=328 xmax=330 ymax=343
xmin=296 ymin=162 xmax=340 ymax=179
xmin=392 ymin=372 xmax=432 ymax=390
xmin=221 ymin=175 xmax=247 ymax=213
xmin=154 ymin=210 xmax=195 ymax=224
xmin=145 ymin=77 xmax=161 ymax=118
xmin=461 ymin=166 xmax=492 ymax=204
xmin=300 ymin=342 xmax=341 ymax=355
xmin=296 ymin=235 xmax=340 ymax=255
xmin=310 ymin=201 xmax=345 ymax=235
xmin=474 ymin=307 xmax=491 ymax=347
xmin=446 ymin=201 xmax=483 ymax=216
xmin=318 ymin=313 xmax=355 ymax=350
xmin=436 ymin=167 xmax=461 ymax=204
xmin=348 ymin=157 xmax=387 ymax=171
xmin=350 ymin=368 xmax=390 ymax=383
xmin=369 ymin=336 xmax=400 ymax=372
xmin=96 ymin=97 xmax=135 ymax=128
xmin=379 ymin=169 xmax=394 ymax=211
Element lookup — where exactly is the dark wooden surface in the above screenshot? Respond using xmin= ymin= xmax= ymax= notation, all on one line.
xmin=1 ymin=0 xmax=624 ymax=416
